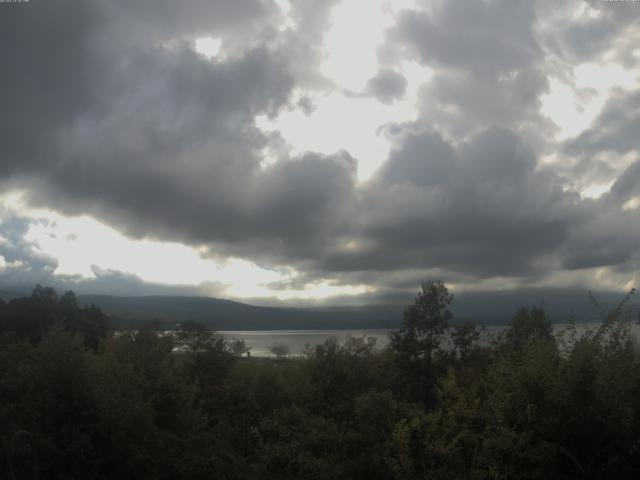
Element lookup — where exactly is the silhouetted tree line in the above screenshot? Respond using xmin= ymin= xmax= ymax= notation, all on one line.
xmin=1 ymin=282 xmax=639 ymax=479
xmin=0 ymin=285 xmax=109 ymax=349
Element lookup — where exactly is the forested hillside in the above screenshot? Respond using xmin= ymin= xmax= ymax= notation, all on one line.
xmin=1 ymin=282 xmax=639 ymax=479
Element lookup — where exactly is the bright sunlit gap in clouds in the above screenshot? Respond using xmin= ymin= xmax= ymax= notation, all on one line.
xmin=256 ymin=91 xmax=418 ymax=181
xmin=539 ymin=60 xmax=640 ymax=200
xmin=320 ymin=0 xmax=388 ymax=92
xmin=1 ymin=192 xmax=371 ymax=302
xmin=256 ymin=0 xmax=426 ymax=181
xmin=194 ymin=36 xmax=222 ymax=59
xmin=540 ymin=63 xmax=640 ymax=141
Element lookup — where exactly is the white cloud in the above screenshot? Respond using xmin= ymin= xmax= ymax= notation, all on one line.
xmin=194 ymin=36 xmax=222 ymax=59
xmin=273 ymin=0 xmax=291 ymax=15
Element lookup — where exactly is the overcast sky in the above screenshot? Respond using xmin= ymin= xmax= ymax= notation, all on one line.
xmin=1 ymin=0 xmax=640 ymax=305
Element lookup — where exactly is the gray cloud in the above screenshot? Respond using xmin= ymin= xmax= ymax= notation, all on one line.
xmin=0 ymin=209 xmax=58 ymax=287
xmin=560 ymin=198 xmax=640 ymax=271
xmin=1 ymin=0 xmax=640 ymax=304
xmin=1 ymin=0 xmax=354 ymax=266
xmin=549 ymin=0 xmax=640 ymax=64
xmin=382 ymin=0 xmax=553 ymax=142
xmin=365 ymin=69 xmax=408 ymax=104
xmin=392 ymin=1 xmax=540 ymax=75
xmin=559 ymin=89 xmax=640 ymax=190
xmin=567 ymin=90 xmax=640 ymax=157
xmin=324 ymin=127 xmax=580 ymax=277
xmin=610 ymin=160 xmax=640 ymax=205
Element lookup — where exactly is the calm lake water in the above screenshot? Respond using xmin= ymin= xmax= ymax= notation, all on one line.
xmin=219 ymin=322 xmax=640 ymax=357
xmin=219 ymin=329 xmax=391 ymax=357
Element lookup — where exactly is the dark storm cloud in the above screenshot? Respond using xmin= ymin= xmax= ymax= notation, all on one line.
xmin=554 ymin=87 xmax=640 ymax=271
xmin=348 ymin=123 xmax=640 ymax=278
xmin=561 ymin=90 xmax=640 ymax=189
xmin=1 ymin=0 xmax=354 ymax=266
xmin=567 ymin=90 xmax=640 ymax=158
xmin=120 ymin=0 xmax=277 ymax=37
xmin=1 ymin=0 xmax=640 ymax=302
xmin=33 ymin=148 xmax=357 ymax=266
xmin=383 ymin=0 xmax=552 ymax=140
xmin=610 ymin=160 xmax=640 ymax=205
xmin=0 ymin=0 xmax=281 ymax=173
xmin=324 ymin=127 xmax=581 ymax=277
xmin=343 ymin=0 xmax=640 ymax=286
xmin=560 ymin=198 xmax=640 ymax=270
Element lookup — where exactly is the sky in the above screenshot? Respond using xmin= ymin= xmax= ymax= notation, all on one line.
xmin=1 ymin=0 xmax=640 ymax=306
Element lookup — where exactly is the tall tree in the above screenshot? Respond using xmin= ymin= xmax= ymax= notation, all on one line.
xmin=507 ymin=306 xmax=553 ymax=349
xmin=390 ymin=280 xmax=453 ymax=404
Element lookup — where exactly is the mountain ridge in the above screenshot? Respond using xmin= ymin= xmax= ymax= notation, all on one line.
xmin=2 ymin=287 xmax=638 ymax=330
xmin=77 ymin=294 xmax=404 ymax=330
xmin=78 ymin=288 xmax=639 ymax=330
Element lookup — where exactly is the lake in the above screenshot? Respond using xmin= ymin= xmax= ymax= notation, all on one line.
xmin=219 ymin=329 xmax=392 ymax=357
xmin=219 ymin=322 xmax=640 ymax=357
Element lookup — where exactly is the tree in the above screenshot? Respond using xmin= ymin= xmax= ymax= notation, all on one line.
xmin=390 ymin=280 xmax=453 ymax=404
xmin=31 ymin=284 xmax=58 ymax=303
xmin=175 ymin=320 xmax=219 ymax=355
xmin=227 ymin=338 xmax=251 ymax=357
xmin=269 ymin=343 xmax=290 ymax=359
xmin=451 ymin=321 xmax=481 ymax=361
xmin=343 ymin=335 xmax=377 ymax=357
xmin=391 ymin=281 xmax=453 ymax=363
xmin=60 ymin=290 xmax=78 ymax=310
xmin=506 ymin=306 xmax=553 ymax=349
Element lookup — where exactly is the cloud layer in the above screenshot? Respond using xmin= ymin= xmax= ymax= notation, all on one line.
xmin=1 ymin=0 xmax=640 ymax=302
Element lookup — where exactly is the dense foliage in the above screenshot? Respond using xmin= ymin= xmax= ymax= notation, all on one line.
xmin=1 ymin=282 xmax=640 ymax=479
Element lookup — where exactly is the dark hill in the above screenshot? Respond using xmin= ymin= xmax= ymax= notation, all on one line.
xmin=0 ymin=289 xmax=25 ymax=302
xmin=3 ymin=286 xmax=637 ymax=330
xmin=77 ymin=295 xmax=403 ymax=330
